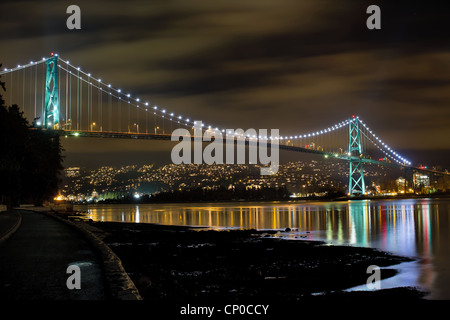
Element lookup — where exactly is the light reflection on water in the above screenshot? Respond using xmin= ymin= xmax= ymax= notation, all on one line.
xmin=76 ymin=198 xmax=450 ymax=299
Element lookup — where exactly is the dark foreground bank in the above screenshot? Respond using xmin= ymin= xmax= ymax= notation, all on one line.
xmin=75 ymin=219 xmax=426 ymax=302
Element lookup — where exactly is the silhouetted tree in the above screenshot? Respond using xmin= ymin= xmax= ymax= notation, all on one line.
xmin=0 ymin=67 xmax=64 ymax=208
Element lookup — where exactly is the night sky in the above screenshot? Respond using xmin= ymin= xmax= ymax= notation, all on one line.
xmin=1 ymin=0 xmax=449 ymax=168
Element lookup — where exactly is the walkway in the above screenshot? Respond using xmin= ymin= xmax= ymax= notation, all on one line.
xmin=0 ymin=210 xmax=106 ymax=299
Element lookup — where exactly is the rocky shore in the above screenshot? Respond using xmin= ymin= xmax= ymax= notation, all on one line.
xmin=79 ymin=219 xmax=426 ymax=302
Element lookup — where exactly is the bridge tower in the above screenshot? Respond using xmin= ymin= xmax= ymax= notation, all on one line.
xmin=43 ymin=54 xmax=60 ymax=129
xmin=348 ymin=116 xmax=366 ymax=195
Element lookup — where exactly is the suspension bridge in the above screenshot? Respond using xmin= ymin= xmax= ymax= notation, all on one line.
xmin=0 ymin=53 xmax=448 ymax=195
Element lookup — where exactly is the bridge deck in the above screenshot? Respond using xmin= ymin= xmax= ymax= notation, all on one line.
xmin=56 ymin=129 xmax=448 ymax=175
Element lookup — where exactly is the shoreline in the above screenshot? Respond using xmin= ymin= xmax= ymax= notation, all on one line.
xmin=70 ymin=193 xmax=450 ymax=206
xmin=69 ymin=216 xmax=427 ymax=301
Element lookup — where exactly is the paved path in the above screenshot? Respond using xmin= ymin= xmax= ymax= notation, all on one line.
xmin=0 ymin=210 xmax=106 ymax=299
xmin=0 ymin=211 xmax=21 ymax=243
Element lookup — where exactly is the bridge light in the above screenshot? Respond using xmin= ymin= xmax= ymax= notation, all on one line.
xmin=145 ymin=102 xmax=148 ymax=106
xmin=118 ymin=89 xmax=121 ymax=93
xmin=98 ymin=78 xmax=101 ymax=82
xmin=127 ymin=94 xmax=131 ymax=98
xmin=136 ymin=98 xmax=140 ymax=102
xmin=88 ymin=73 xmax=91 ymax=77
xmin=153 ymin=106 xmax=157 ymax=109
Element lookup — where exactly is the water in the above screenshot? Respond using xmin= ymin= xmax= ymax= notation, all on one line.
xmin=76 ymin=198 xmax=450 ymax=299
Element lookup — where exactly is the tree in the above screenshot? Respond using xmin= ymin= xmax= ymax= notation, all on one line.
xmin=0 ymin=67 xmax=64 ymax=208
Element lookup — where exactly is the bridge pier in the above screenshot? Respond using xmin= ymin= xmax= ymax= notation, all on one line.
xmin=43 ymin=55 xmax=60 ymax=129
xmin=348 ymin=116 xmax=366 ymax=195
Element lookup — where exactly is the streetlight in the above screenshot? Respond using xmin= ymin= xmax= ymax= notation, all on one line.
xmin=134 ymin=123 xmax=139 ymax=134
xmin=90 ymin=122 xmax=96 ymax=131
xmin=154 ymin=126 xmax=160 ymax=134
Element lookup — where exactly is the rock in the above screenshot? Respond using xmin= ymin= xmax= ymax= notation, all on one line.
xmin=137 ymin=275 xmax=152 ymax=290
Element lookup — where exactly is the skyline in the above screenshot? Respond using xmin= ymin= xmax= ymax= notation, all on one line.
xmin=1 ymin=0 xmax=449 ymax=168
xmin=60 ymin=159 xmax=437 ymax=202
